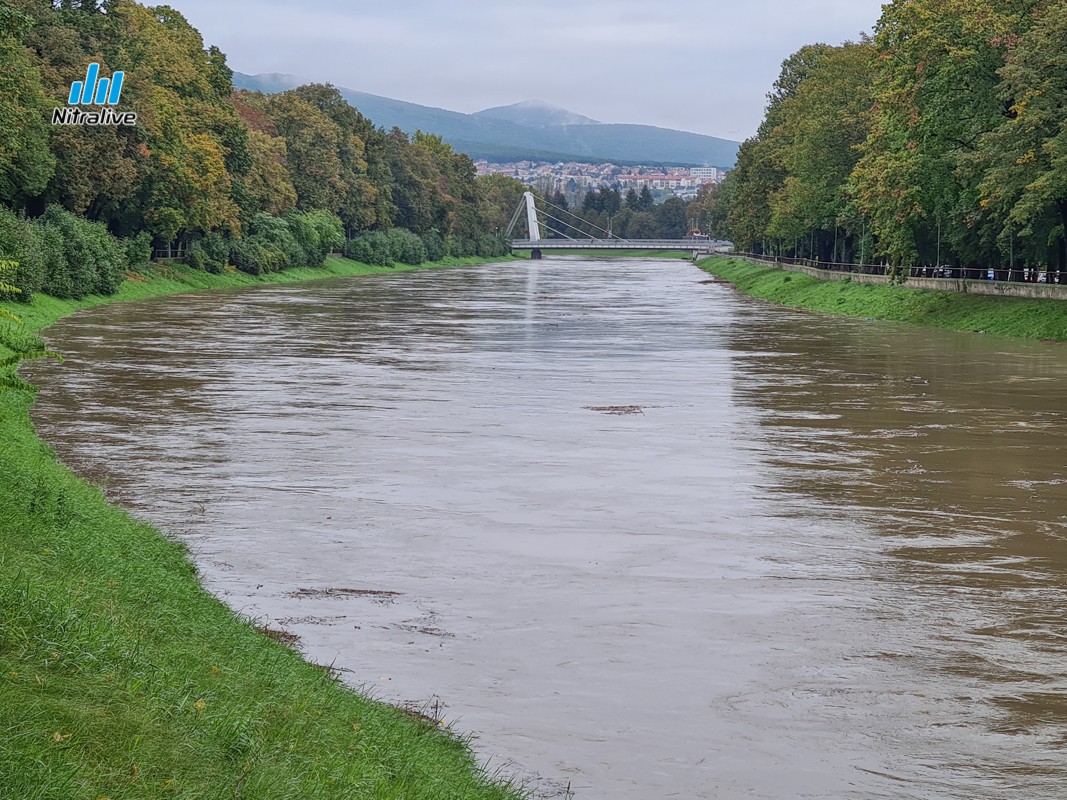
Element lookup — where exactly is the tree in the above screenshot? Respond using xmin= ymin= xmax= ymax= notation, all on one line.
xmin=655 ymin=197 xmax=688 ymax=238
xmin=477 ymin=173 xmax=528 ymax=235
xmin=849 ymin=0 xmax=1033 ymax=266
xmin=637 ymin=185 xmax=654 ymax=211
xmin=628 ymin=211 xmax=658 ymax=239
xmin=385 ymin=127 xmax=451 ymax=234
xmin=234 ymin=129 xmax=298 ymax=218
xmin=260 ymin=91 xmax=346 ymax=215
xmin=291 ymin=85 xmax=383 ymax=232
xmin=723 ymin=44 xmax=833 ymax=253
xmin=974 ymin=2 xmax=1067 ymax=276
xmin=687 ymin=182 xmax=728 ymax=238
xmin=768 ymin=41 xmax=875 ymax=262
xmin=0 ymin=16 xmax=55 ymax=207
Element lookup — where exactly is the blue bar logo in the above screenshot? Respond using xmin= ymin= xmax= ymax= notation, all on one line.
xmin=67 ymin=63 xmax=125 ymax=106
xmin=53 ymin=62 xmax=136 ymax=126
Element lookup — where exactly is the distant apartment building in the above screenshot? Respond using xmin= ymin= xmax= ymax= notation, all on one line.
xmin=616 ymin=174 xmax=701 ymax=190
xmin=474 ymin=158 xmax=729 ymax=202
xmin=689 ymin=166 xmax=723 ymax=182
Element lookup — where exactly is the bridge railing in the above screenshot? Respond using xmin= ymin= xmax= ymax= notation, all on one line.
xmin=511 ymin=238 xmax=726 ymax=250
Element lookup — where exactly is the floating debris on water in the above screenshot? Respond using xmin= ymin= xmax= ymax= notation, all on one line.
xmin=584 ymin=405 xmax=646 ymax=415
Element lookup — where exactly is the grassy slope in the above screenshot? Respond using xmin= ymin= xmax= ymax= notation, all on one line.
xmin=699 ymin=256 xmax=1067 ymax=340
xmin=0 ymin=257 xmax=524 ymax=800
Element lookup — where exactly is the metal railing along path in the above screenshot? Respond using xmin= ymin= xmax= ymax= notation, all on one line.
xmin=739 ymin=252 xmax=1067 ymax=285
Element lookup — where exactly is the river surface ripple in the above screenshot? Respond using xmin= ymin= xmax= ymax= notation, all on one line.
xmin=28 ymin=257 xmax=1067 ymax=799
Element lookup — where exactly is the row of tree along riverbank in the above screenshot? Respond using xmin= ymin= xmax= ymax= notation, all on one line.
xmin=698 ymin=256 xmax=1067 ymax=340
xmin=0 ymin=256 xmax=524 ymax=800
xmin=691 ymin=1 xmax=1067 ymax=281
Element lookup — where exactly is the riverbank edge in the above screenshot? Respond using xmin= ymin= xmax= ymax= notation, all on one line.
xmin=697 ymin=255 xmax=1067 ymax=340
xmin=0 ymin=256 xmax=526 ymax=800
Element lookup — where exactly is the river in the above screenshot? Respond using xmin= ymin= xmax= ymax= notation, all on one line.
xmin=27 ymin=257 xmax=1067 ymax=799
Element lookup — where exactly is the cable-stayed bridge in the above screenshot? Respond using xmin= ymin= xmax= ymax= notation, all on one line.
xmin=506 ymin=192 xmax=728 ymax=258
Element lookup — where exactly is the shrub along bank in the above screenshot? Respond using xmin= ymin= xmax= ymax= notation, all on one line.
xmin=0 ymin=256 xmax=523 ymax=800
xmin=699 ymin=256 xmax=1067 ymax=340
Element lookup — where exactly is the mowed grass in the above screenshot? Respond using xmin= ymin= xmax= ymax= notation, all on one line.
xmin=0 ymin=257 xmax=525 ymax=800
xmin=698 ymin=256 xmax=1067 ymax=340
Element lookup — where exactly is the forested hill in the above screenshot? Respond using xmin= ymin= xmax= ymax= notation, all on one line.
xmin=711 ymin=0 xmax=1067 ymax=277
xmin=0 ymin=0 xmax=530 ymax=304
xmin=234 ymin=72 xmax=740 ymax=168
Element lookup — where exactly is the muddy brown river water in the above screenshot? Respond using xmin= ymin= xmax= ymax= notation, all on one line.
xmin=27 ymin=257 xmax=1067 ymax=798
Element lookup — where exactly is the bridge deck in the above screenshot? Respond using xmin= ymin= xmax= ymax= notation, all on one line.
xmin=511 ymin=239 xmax=724 ymax=253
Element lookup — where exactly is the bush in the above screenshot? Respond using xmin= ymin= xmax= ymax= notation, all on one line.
xmin=287 ymin=210 xmax=344 ymax=267
xmin=385 ymin=228 xmax=426 ymax=265
xmin=0 ymin=208 xmax=44 ymax=302
xmin=249 ymin=213 xmax=305 ymax=269
xmin=222 ymin=213 xmax=330 ymax=276
xmin=447 ymin=236 xmax=477 ymax=258
xmin=230 ymin=238 xmax=283 ymax=275
xmin=186 ymin=233 xmax=230 ymax=274
xmin=37 ymin=206 xmax=128 ymax=298
xmin=421 ymin=230 xmax=446 ymax=262
xmin=476 ymin=234 xmax=510 ymax=258
xmin=125 ymin=231 xmax=153 ymax=270
xmin=344 ymin=231 xmax=394 ymax=266
xmin=34 ymin=222 xmax=68 ymax=299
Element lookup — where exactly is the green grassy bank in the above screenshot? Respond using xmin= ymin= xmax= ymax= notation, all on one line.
xmin=698 ymin=256 xmax=1067 ymax=340
xmin=0 ymin=256 xmax=524 ymax=800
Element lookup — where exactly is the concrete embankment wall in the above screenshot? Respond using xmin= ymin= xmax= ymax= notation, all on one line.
xmin=742 ymin=257 xmax=1067 ymax=301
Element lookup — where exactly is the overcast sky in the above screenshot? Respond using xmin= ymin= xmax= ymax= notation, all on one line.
xmin=175 ymin=0 xmax=887 ymax=141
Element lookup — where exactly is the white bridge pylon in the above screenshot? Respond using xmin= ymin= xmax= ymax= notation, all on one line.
xmin=524 ymin=191 xmax=541 ymax=243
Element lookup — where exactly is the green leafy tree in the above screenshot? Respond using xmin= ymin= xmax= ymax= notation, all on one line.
xmin=974 ymin=1 xmax=1067 ymax=275
xmin=476 ymin=173 xmax=529 ymax=235
xmin=0 ymin=13 xmax=55 ymax=207
xmin=637 ymin=184 xmax=654 ymax=211
xmin=260 ymin=90 xmax=346 ymax=215
xmin=291 ymin=85 xmax=383 ymax=232
xmin=849 ymin=0 xmax=1032 ymax=266
xmin=385 ymin=127 xmax=451 ymax=235
xmin=628 ymin=211 xmax=658 ymax=238
xmin=769 ymin=41 xmax=875 ymax=262
xmin=687 ymin=182 xmax=728 ymax=238
xmin=655 ymin=197 xmax=689 ymax=238
xmin=724 ymin=44 xmax=833 ymax=253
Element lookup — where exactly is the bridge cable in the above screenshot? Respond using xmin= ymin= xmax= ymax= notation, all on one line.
xmin=534 ymin=206 xmax=615 ymax=242
xmin=504 ymin=196 xmax=527 ymax=239
xmin=539 ymin=198 xmax=624 ymax=240
xmin=541 ymin=222 xmax=578 ymax=241
xmin=536 ymin=210 xmax=588 ymax=240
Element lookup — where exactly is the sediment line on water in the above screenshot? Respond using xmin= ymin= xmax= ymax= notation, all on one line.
xmin=0 ymin=256 xmax=525 ymax=800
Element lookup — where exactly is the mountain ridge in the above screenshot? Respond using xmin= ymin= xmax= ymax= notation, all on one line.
xmin=473 ymin=99 xmax=600 ymax=127
xmin=233 ymin=72 xmax=739 ymax=168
